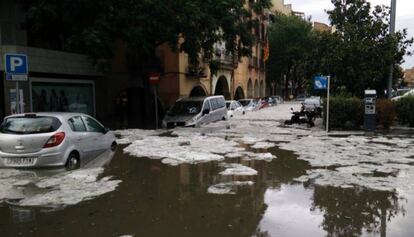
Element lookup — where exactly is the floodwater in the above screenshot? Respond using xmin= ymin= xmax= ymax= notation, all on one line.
xmin=1 ymin=145 xmax=414 ymax=237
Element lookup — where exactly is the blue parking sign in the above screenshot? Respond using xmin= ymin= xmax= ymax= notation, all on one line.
xmin=313 ymin=76 xmax=328 ymax=90
xmin=5 ymin=54 xmax=28 ymax=74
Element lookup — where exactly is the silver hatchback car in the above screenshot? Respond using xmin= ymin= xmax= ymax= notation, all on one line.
xmin=0 ymin=113 xmax=117 ymax=170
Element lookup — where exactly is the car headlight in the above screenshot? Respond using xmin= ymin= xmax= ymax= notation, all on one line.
xmin=187 ymin=116 xmax=199 ymax=125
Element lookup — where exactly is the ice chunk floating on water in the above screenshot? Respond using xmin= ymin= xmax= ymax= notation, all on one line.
xmin=207 ymin=181 xmax=255 ymax=195
xmin=123 ymin=134 xmax=244 ymax=165
xmin=219 ymin=163 xmax=258 ymax=176
xmin=0 ymin=168 xmax=121 ymax=208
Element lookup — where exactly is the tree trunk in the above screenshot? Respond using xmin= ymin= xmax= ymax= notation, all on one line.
xmin=284 ymin=66 xmax=291 ymax=100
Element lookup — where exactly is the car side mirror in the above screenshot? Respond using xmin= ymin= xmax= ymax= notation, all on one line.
xmin=290 ymin=108 xmax=293 ymax=111
xmin=202 ymin=109 xmax=210 ymax=116
xmin=104 ymin=127 xmax=110 ymax=134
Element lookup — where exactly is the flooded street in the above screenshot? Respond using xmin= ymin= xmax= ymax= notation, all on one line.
xmin=1 ymin=145 xmax=414 ymax=237
xmin=1 ymin=104 xmax=414 ymax=237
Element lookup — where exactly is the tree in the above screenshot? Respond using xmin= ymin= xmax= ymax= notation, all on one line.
xmin=321 ymin=0 xmax=413 ymax=97
xmin=26 ymin=0 xmax=271 ymax=72
xmin=25 ymin=0 xmax=271 ymax=127
xmin=266 ymin=13 xmax=314 ymax=99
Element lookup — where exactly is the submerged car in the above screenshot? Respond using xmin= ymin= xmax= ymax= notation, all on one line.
xmin=296 ymin=94 xmax=307 ymax=101
xmin=163 ymin=96 xmax=227 ymax=128
xmin=392 ymin=89 xmax=414 ymax=101
xmin=303 ymin=96 xmax=322 ymax=111
xmin=0 ymin=113 xmax=116 ymax=170
xmin=270 ymin=95 xmax=283 ymax=104
xmin=238 ymin=99 xmax=259 ymax=111
xmin=226 ymin=100 xmax=245 ymax=118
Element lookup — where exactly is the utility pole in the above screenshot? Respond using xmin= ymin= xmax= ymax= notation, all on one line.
xmin=387 ymin=0 xmax=396 ymax=98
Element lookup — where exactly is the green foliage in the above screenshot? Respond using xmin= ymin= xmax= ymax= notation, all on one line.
xmin=26 ymin=0 xmax=272 ymax=71
xmin=266 ymin=13 xmax=314 ymax=98
xmin=394 ymin=96 xmax=414 ymax=127
xmin=318 ymin=0 xmax=413 ymax=98
xmin=323 ymin=96 xmax=364 ymax=130
xmin=376 ymin=99 xmax=396 ymax=129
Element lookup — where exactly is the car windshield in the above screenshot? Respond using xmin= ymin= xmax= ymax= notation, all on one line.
xmin=239 ymin=100 xmax=251 ymax=106
xmin=0 ymin=116 xmax=61 ymax=134
xmin=169 ymin=101 xmax=203 ymax=116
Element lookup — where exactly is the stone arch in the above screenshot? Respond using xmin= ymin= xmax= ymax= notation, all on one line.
xmin=247 ymin=79 xmax=253 ymax=98
xmin=254 ymin=80 xmax=259 ymax=98
xmin=214 ymin=75 xmax=231 ymax=99
xmin=234 ymin=87 xmax=245 ymax=100
xmin=189 ymin=85 xmax=207 ymax=97
xmin=259 ymin=80 xmax=264 ymax=97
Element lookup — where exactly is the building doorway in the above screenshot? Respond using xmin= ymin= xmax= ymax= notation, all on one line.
xmin=189 ymin=85 xmax=207 ymax=97
xmin=214 ymin=76 xmax=230 ymax=99
xmin=234 ymin=87 xmax=245 ymax=100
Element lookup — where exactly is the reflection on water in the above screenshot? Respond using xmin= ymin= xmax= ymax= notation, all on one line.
xmin=0 ymin=146 xmax=412 ymax=237
xmin=311 ymin=186 xmax=405 ymax=237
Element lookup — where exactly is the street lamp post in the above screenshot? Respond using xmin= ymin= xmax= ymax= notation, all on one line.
xmin=387 ymin=0 xmax=396 ymax=98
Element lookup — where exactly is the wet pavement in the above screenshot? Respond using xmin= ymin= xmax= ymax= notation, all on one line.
xmin=1 ymin=144 xmax=414 ymax=237
xmin=1 ymin=104 xmax=414 ymax=237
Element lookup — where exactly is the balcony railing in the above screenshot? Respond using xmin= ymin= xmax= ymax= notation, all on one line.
xmin=213 ymin=49 xmax=237 ymax=69
xmin=249 ymin=56 xmax=259 ymax=68
xmin=186 ymin=65 xmax=207 ymax=78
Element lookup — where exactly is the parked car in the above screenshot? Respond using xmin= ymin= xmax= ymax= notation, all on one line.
xmin=258 ymin=98 xmax=270 ymax=110
xmin=296 ymin=94 xmax=308 ymax=101
xmin=267 ymin=97 xmax=278 ymax=106
xmin=303 ymin=96 xmax=322 ymax=111
xmin=392 ymin=89 xmax=414 ymax=101
xmin=0 ymin=113 xmax=117 ymax=170
xmin=226 ymin=100 xmax=245 ymax=118
xmin=238 ymin=99 xmax=259 ymax=111
xmin=163 ymin=96 xmax=227 ymax=128
xmin=270 ymin=95 xmax=284 ymax=104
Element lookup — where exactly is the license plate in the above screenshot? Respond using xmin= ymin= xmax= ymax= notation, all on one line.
xmin=4 ymin=158 xmax=36 ymax=166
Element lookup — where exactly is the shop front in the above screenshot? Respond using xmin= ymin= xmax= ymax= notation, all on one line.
xmin=30 ymin=78 xmax=95 ymax=115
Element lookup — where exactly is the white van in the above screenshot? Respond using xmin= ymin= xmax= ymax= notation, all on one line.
xmin=162 ymin=96 xmax=228 ymax=128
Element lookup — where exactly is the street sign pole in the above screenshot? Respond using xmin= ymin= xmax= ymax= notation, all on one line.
xmin=326 ymin=76 xmax=330 ymax=133
xmin=148 ymin=72 xmax=160 ymax=129
xmin=4 ymin=53 xmax=29 ymax=114
xmin=16 ymin=81 xmax=20 ymax=114
xmin=153 ymin=85 xmax=158 ymax=130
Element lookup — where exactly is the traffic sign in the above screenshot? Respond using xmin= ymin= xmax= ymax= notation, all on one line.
xmin=4 ymin=53 xmax=28 ymax=82
xmin=313 ymin=76 xmax=328 ymax=90
xmin=5 ymin=54 xmax=28 ymax=74
xmin=149 ymin=72 xmax=160 ymax=85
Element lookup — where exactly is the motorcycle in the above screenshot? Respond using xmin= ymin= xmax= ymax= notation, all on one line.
xmin=284 ymin=104 xmax=322 ymax=128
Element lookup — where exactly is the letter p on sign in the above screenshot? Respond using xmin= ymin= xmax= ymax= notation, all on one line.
xmin=11 ymin=57 xmax=23 ymax=71
xmin=5 ymin=54 xmax=28 ymax=74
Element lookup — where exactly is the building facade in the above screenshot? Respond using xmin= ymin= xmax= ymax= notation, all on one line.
xmin=403 ymin=67 xmax=414 ymax=88
xmin=155 ymin=0 xmax=269 ymax=112
xmin=0 ymin=0 xmax=269 ymax=128
xmin=0 ymin=0 xmax=104 ymax=122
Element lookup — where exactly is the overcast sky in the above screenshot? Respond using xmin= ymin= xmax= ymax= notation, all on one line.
xmin=285 ymin=0 xmax=414 ymax=69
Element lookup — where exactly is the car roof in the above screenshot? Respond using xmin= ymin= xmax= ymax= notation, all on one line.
xmin=178 ymin=95 xmax=225 ymax=102
xmin=5 ymin=112 xmax=91 ymax=120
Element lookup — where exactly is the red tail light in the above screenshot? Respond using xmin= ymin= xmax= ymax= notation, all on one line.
xmin=43 ymin=132 xmax=65 ymax=148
